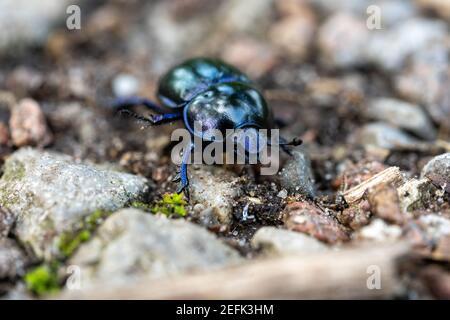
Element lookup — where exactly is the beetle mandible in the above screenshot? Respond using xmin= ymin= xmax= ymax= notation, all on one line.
xmin=113 ymin=57 xmax=301 ymax=196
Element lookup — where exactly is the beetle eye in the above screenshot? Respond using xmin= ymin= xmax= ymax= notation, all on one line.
xmin=203 ymin=91 xmax=213 ymax=98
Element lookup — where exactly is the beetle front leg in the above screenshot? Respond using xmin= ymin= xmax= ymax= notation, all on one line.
xmin=112 ymin=96 xmax=167 ymax=114
xmin=174 ymin=142 xmax=194 ymax=199
xmin=119 ymin=109 xmax=181 ymax=125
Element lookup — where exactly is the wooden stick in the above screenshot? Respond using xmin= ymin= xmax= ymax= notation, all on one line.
xmin=343 ymin=167 xmax=402 ymax=204
xmin=60 ymin=243 xmax=409 ymax=300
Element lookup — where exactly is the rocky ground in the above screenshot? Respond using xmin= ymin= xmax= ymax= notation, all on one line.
xmin=0 ymin=0 xmax=450 ymax=299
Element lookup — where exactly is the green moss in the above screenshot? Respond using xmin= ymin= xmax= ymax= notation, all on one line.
xmin=151 ymin=193 xmax=187 ymax=217
xmin=24 ymin=263 xmax=60 ymax=296
xmin=130 ymin=201 xmax=152 ymax=211
xmin=56 ymin=209 xmax=110 ymax=258
xmin=58 ymin=229 xmax=91 ymax=258
xmin=1 ymin=160 xmax=25 ymax=181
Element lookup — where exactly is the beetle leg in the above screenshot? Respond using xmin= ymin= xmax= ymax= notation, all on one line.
xmin=112 ymin=96 xmax=167 ymax=114
xmin=176 ymin=143 xmax=194 ymax=199
xmin=119 ymin=109 xmax=181 ymax=125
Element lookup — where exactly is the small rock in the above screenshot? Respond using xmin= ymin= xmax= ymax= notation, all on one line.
xmin=277 ymin=189 xmax=288 ymax=199
xmin=283 ymin=202 xmax=349 ymax=243
xmin=0 ymin=148 xmax=150 ymax=260
xmin=353 ymin=122 xmax=420 ymax=150
xmin=69 ymin=208 xmax=242 ymax=289
xmin=197 ymin=207 xmax=221 ymax=227
xmin=366 ymin=18 xmax=447 ymax=71
xmin=357 ymin=219 xmax=402 ymax=242
xmin=0 ymin=238 xmax=29 ymax=279
xmin=9 ymin=98 xmax=53 ymax=147
xmin=397 ymin=178 xmax=434 ymax=212
xmin=0 ymin=1 xmax=73 ymax=52
xmin=409 ymin=215 xmax=450 ymax=252
xmin=334 ymin=160 xmax=386 ymax=190
xmin=279 ymin=150 xmax=316 ymax=198
xmin=368 ymin=183 xmax=406 ymax=225
xmin=395 ymin=43 xmax=450 ymax=128
xmin=421 ymin=153 xmax=450 ymax=193
xmin=112 ymin=74 xmax=140 ymax=98
xmin=189 ymin=166 xmax=241 ymax=225
xmin=269 ymin=6 xmax=317 ymax=62
xmin=336 ymin=200 xmax=371 ymax=231
xmin=310 ymin=0 xmax=417 ymax=25
xmin=318 ymin=12 xmax=369 ymax=69
xmin=222 ymin=37 xmax=278 ymax=78
xmin=366 ymin=98 xmax=436 ymax=140
xmin=0 ymin=207 xmax=14 ymax=238
xmin=252 ymin=226 xmax=328 ymax=256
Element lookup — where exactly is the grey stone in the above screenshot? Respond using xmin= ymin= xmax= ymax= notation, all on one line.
xmin=366 ymin=98 xmax=436 ymax=140
xmin=397 ymin=178 xmax=433 ymax=212
xmin=418 ymin=214 xmax=450 ymax=242
xmin=353 ymin=122 xmax=420 ymax=150
xmin=395 ymin=43 xmax=450 ymax=128
xmin=0 ymin=0 xmax=73 ymax=53
xmin=357 ymin=219 xmax=402 ymax=242
xmin=279 ymin=150 xmax=316 ymax=198
xmin=112 ymin=74 xmax=140 ymax=98
xmin=318 ymin=12 xmax=370 ymax=69
xmin=0 ymin=238 xmax=29 ymax=279
xmin=310 ymin=0 xmax=417 ymax=25
xmin=189 ymin=165 xmax=242 ymax=225
xmin=251 ymin=226 xmax=328 ymax=256
xmin=421 ymin=153 xmax=450 ymax=185
xmin=0 ymin=148 xmax=150 ymax=260
xmin=366 ymin=18 xmax=447 ymax=71
xmin=68 ymin=208 xmax=242 ymax=289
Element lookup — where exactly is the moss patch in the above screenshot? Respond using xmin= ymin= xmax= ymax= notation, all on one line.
xmin=24 ymin=263 xmax=60 ymax=296
xmin=151 ymin=193 xmax=187 ymax=217
xmin=57 ymin=209 xmax=110 ymax=258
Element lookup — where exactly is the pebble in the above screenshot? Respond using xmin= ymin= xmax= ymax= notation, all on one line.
xmin=0 ymin=148 xmax=150 ymax=260
xmin=283 ymin=201 xmax=349 ymax=243
xmin=0 ymin=0 xmax=72 ymax=52
xmin=112 ymin=73 xmax=140 ymax=98
xmin=251 ymin=226 xmax=328 ymax=256
xmin=189 ymin=165 xmax=242 ymax=225
xmin=353 ymin=122 xmax=420 ymax=150
xmin=9 ymin=98 xmax=53 ymax=147
xmin=269 ymin=6 xmax=317 ymax=62
xmin=366 ymin=18 xmax=447 ymax=71
xmin=221 ymin=37 xmax=278 ymax=78
xmin=279 ymin=150 xmax=316 ymax=198
xmin=421 ymin=153 xmax=450 ymax=191
xmin=366 ymin=98 xmax=436 ymax=140
xmin=357 ymin=219 xmax=402 ymax=242
xmin=0 ymin=238 xmax=29 ymax=279
xmin=68 ymin=208 xmax=242 ymax=289
xmin=395 ymin=43 xmax=450 ymax=128
xmin=318 ymin=12 xmax=369 ymax=69
xmin=397 ymin=178 xmax=433 ymax=212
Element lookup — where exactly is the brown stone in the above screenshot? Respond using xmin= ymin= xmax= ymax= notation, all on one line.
xmin=283 ymin=202 xmax=350 ymax=243
xmin=9 ymin=98 xmax=53 ymax=147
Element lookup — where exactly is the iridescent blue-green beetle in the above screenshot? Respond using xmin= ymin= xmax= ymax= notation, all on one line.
xmin=113 ymin=57 xmax=301 ymax=195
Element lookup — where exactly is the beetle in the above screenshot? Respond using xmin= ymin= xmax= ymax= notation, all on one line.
xmin=113 ymin=57 xmax=301 ymax=196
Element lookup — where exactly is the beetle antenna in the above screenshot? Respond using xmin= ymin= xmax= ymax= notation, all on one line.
xmin=268 ymin=137 xmax=303 ymax=146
